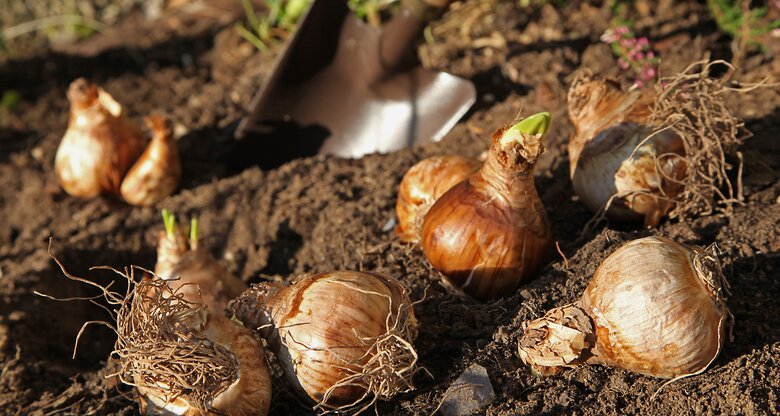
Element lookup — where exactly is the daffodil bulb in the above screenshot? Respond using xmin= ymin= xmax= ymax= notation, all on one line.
xmin=567 ymin=74 xmax=686 ymax=227
xmin=420 ymin=112 xmax=554 ymax=300
xmin=55 ymin=78 xmax=143 ymax=198
xmin=232 ymin=271 xmax=419 ymax=413
xmin=519 ymin=236 xmax=731 ymax=379
xmin=395 ymin=155 xmax=480 ymax=243
xmin=155 ymin=211 xmax=246 ymax=314
xmin=120 ymin=115 xmax=181 ymax=206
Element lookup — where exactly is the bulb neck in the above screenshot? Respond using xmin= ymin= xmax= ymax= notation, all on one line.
xmin=155 ymin=230 xmax=189 ymax=280
xmin=146 ymin=115 xmax=173 ymax=144
xmin=230 ymin=283 xmax=280 ymax=339
xmin=67 ymin=78 xmax=100 ymax=110
xmin=691 ymin=248 xmax=733 ymax=340
xmin=517 ymin=302 xmax=597 ymax=375
xmin=473 ymin=127 xmax=544 ymax=208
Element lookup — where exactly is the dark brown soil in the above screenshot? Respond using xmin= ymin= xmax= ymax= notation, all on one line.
xmin=1 ymin=1 xmax=778 ymax=415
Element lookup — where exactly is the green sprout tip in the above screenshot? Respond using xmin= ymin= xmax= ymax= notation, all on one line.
xmin=513 ymin=111 xmax=551 ymax=136
xmin=161 ymin=209 xmax=176 ymax=238
xmin=190 ymin=218 xmax=199 ymax=244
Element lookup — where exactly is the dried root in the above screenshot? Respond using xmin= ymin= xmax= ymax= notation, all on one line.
xmin=113 ymin=276 xmax=238 ymax=414
xmin=649 ymin=59 xmax=758 ymax=219
xmin=45 ymin=245 xmax=238 ymax=414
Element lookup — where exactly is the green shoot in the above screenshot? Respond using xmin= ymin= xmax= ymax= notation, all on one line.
xmin=236 ymin=0 xmax=271 ymax=51
xmin=243 ymin=0 xmax=262 ymax=31
xmin=281 ymin=0 xmax=310 ymax=27
xmin=707 ymin=0 xmax=780 ymax=66
xmin=236 ymin=0 xmax=312 ymax=51
xmin=0 ymin=91 xmax=21 ymax=112
xmin=235 ymin=21 xmax=270 ymax=52
xmin=514 ymin=112 xmax=551 ymax=136
xmin=707 ymin=0 xmax=780 ymax=46
xmin=190 ymin=218 xmax=199 ymax=245
xmin=347 ymin=0 xmax=399 ymax=26
xmin=161 ymin=209 xmax=176 ymax=239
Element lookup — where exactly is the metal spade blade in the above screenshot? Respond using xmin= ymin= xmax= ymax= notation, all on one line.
xmin=235 ymin=0 xmax=476 ymax=159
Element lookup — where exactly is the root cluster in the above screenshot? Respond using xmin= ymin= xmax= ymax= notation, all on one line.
xmin=649 ymin=59 xmax=754 ymax=219
xmin=112 ymin=276 xmax=238 ymax=413
xmin=47 ymin=250 xmax=238 ymax=414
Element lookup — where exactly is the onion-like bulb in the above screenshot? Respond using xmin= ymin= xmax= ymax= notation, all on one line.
xmin=518 ymin=236 xmax=731 ymax=379
xmin=567 ymin=74 xmax=686 ymax=227
xmin=55 ymin=78 xmax=143 ymax=198
xmin=125 ymin=278 xmax=271 ymax=416
xmin=231 ymin=271 xmax=419 ymax=413
xmin=120 ymin=115 xmax=181 ymax=206
xmin=155 ymin=210 xmax=246 ymax=314
xmin=395 ymin=155 xmax=480 ymax=243
xmin=420 ymin=112 xmax=554 ymax=300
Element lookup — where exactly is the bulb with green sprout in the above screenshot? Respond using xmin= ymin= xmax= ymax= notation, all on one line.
xmin=421 ymin=112 xmax=554 ymax=300
xmin=154 ymin=210 xmax=246 ymax=314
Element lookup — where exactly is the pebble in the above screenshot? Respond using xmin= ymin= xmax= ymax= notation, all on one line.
xmin=381 ymin=217 xmax=396 ymax=233
xmin=438 ymin=364 xmax=496 ymax=416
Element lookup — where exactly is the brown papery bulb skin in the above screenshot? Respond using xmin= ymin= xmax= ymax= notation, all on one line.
xmin=518 ymin=236 xmax=731 ymax=379
xmin=231 ymin=271 xmax=419 ymax=411
xmin=155 ymin=231 xmax=246 ymax=314
xmin=55 ymin=78 xmax=143 ymax=198
xmin=420 ymin=127 xmax=553 ymax=300
xmin=567 ymin=74 xmax=686 ymax=227
xmin=137 ymin=312 xmax=272 ymax=416
xmin=154 ymin=229 xmax=188 ymax=281
xmin=120 ymin=115 xmax=181 ymax=206
xmin=396 ymin=155 xmax=481 ymax=243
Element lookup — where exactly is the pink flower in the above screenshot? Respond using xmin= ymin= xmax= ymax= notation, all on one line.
xmin=603 ymin=24 xmax=659 ymax=89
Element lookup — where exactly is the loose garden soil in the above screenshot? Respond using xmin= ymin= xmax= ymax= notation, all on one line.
xmin=0 ymin=1 xmax=778 ymax=415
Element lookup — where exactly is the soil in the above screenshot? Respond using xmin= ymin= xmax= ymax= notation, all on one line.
xmin=1 ymin=1 xmax=779 ymax=415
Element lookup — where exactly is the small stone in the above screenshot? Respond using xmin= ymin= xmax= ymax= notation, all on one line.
xmin=30 ymin=146 xmax=44 ymax=162
xmin=438 ymin=364 xmax=495 ymax=416
xmin=173 ymin=123 xmax=189 ymax=138
xmin=381 ymin=217 xmax=396 ymax=233
xmin=8 ymin=311 xmax=25 ymax=322
xmin=739 ymin=243 xmax=754 ymax=258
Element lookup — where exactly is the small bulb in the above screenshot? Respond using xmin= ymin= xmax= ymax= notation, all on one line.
xmin=55 ymin=78 xmax=143 ymax=198
xmin=121 ymin=115 xmax=181 ymax=206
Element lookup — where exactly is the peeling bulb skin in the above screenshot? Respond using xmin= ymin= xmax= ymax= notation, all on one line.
xmin=395 ymin=155 xmax=480 ymax=243
xmin=55 ymin=78 xmax=143 ymax=198
xmin=231 ymin=271 xmax=419 ymax=413
xmin=121 ymin=115 xmax=181 ymax=206
xmin=567 ymin=74 xmax=686 ymax=227
xmin=420 ymin=113 xmax=553 ymax=300
xmin=519 ymin=237 xmax=731 ymax=379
